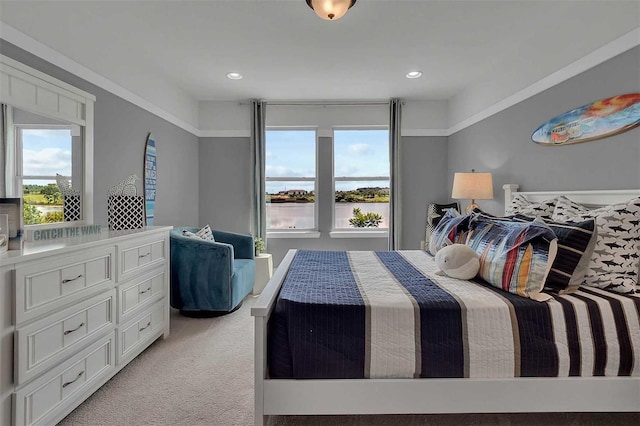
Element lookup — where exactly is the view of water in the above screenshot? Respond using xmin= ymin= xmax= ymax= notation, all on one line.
xmin=35 ymin=205 xmax=63 ymax=214
xmin=267 ymin=202 xmax=389 ymax=229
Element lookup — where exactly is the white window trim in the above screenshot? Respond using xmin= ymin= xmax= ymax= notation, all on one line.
xmin=267 ymin=231 xmax=321 ymax=239
xmin=265 ymin=127 xmax=318 ymax=232
xmin=332 ymin=127 xmax=390 ymax=232
xmin=329 ymin=230 xmax=388 ymax=239
xmin=1 ymin=54 xmax=95 ymax=229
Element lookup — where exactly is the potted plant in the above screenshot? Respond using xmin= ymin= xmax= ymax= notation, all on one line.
xmin=254 ymin=237 xmax=265 ymax=256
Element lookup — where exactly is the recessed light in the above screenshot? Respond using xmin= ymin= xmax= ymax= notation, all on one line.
xmin=406 ymin=71 xmax=422 ymax=79
xmin=226 ymin=72 xmax=243 ymax=80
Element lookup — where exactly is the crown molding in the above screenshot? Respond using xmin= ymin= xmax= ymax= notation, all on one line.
xmin=401 ymin=129 xmax=448 ymax=137
xmin=0 ymin=22 xmax=200 ymax=136
xmin=446 ymin=27 xmax=640 ymax=136
xmin=199 ymin=130 xmax=251 ymax=138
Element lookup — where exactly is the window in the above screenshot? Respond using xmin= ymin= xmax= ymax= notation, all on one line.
xmin=265 ymin=129 xmax=316 ymax=230
xmin=16 ymin=125 xmax=75 ymax=225
xmin=334 ymin=129 xmax=389 ymax=229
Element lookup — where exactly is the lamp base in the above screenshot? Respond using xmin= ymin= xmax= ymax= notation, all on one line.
xmin=464 ymin=201 xmax=480 ymax=214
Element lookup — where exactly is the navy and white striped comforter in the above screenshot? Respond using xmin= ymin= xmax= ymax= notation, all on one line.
xmin=267 ymin=250 xmax=640 ymax=379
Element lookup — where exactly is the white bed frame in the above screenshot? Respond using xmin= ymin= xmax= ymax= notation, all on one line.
xmin=251 ymin=184 xmax=640 ymax=426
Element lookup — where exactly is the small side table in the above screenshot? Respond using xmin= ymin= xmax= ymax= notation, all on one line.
xmin=253 ymin=253 xmax=273 ymax=295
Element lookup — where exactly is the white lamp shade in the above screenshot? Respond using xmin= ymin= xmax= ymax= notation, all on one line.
xmin=451 ymin=172 xmax=494 ymax=200
xmin=309 ymin=0 xmax=353 ymax=20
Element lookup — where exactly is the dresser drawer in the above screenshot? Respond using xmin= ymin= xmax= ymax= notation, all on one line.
xmin=118 ymin=269 xmax=166 ymax=323
xmin=13 ymin=332 xmax=116 ymax=426
xmin=117 ymin=299 xmax=166 ymax=365
xmin=15 ymin=290 xmax=115 ymax=386
xmin=117 ymin=236 xmax=166 ymax=282
xmin=14 ymin=247 xmax=115 ymax=324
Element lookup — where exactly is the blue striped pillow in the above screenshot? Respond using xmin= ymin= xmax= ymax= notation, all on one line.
xmin=467 ymin=215 xmax=558 ymax=301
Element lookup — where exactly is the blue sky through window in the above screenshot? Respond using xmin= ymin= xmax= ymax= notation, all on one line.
xmin=265 ymin=129 xmax=389 ymax=194
xmin=22 ymin=128 xmax=72 ymax=180
xmin=334 ymin=129 xmax=389 ymax=178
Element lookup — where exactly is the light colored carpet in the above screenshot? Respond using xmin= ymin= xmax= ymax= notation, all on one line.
xmin=60 ymin=296 xmax=639 ymax=426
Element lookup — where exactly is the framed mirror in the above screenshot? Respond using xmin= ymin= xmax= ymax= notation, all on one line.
xmin=1 ymin=54 xmax=95 ymax=232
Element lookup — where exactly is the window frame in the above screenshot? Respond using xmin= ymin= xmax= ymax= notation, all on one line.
xmin=265 ymin=127 xmax=319 ymax=234
xmin=331 ymin=126 xmax=390 ymax=233
xmin=14 ymin=123 xmax=80 ymax=227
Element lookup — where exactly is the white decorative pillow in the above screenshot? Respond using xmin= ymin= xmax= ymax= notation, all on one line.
xmin=195 ymin=224 xmax=215 ymax=241
xmin=183 ymin=225 xmax=215 ymax=241
xmin=506 ymin=194 xmax=557 ymax=221
xmin=552 ymin=196 xmax=640 ymax=294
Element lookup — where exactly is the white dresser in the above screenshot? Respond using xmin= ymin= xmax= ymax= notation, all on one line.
xmin=0 ymin=227 xmax=172 ymax=426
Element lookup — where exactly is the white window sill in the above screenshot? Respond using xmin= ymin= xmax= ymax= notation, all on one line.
xmin=329 ymin=230 xmax=389 ymax=239
xmin=267 ymin=231 xmax=321 ymax=239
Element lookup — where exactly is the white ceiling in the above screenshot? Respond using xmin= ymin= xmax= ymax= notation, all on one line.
xmin=0 ymin=0 xmax=639 ymax=131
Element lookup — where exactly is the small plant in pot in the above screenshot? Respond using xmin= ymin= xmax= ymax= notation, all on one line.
xmin=254 ymin=237 xmax=265 ymax=256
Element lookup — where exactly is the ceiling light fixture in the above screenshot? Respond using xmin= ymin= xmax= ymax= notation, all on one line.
xmin=306 ymin=0 xmax=357 ymax=21
xmin=226 ymin=72 xmax=243 ymax=80
xmin=406 ymin=71 xmax=423 ymax=79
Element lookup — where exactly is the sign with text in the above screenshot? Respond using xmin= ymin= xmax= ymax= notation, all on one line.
xmin=28 ymin=225 xmax=102 ymax=242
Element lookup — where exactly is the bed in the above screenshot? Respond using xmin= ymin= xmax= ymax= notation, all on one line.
xmin=251 ymin=185 xmax=640 ymax=426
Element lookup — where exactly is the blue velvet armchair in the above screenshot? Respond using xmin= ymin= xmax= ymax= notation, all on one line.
xmin=170 ymin=227 xmax=255 ymax=316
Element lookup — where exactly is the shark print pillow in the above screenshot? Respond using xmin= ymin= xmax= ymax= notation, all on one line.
xmin=553 ymin=196 xmax=640 ymax=294
xmin=506 ymin=194 xmax=557 ymax=221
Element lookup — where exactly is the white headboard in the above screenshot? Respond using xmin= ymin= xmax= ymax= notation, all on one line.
xmin=503 ymin=184 xmax=640 ymax=213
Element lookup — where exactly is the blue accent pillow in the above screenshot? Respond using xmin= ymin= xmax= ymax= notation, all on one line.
xmin=427 ymin=209 xmax=471 ymax=256
xmin=467 ymin=214 xmax=558 ymax=301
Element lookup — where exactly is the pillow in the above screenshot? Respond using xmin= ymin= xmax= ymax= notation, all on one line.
xmin=507 ymin=214 xmax=597 ymax=294
xmin=435 ymin=244 xmax=480 ymax=280
xmin=552 ymin=196 xmax=640 ymax=294
xmin=506 ymin=194 xmax=557 ymax=221
xmin=466 ymin=214 xmax=558 ymax=301
xmin=427 ymin=209 xmax=471 ymax=255
xmin=182 ymin=224 xmax=216 ymax=241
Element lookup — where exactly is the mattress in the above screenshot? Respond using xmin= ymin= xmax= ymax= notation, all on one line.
xmin=267 ymin=250 xmax=640 ymax=379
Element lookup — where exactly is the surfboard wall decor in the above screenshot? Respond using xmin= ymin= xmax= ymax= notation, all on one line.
xmin=144 ymin=133 xmax=157 ymax=225
xmin=532 ymin=93 xmax=640 ymax=146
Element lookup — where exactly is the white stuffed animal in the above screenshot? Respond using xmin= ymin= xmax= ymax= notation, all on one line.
xmin=435 ymin=244 xmax=480 ymax=280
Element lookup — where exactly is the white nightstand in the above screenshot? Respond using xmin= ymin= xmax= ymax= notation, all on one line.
xmin=253 ymin=253 xmax=273 ymax=295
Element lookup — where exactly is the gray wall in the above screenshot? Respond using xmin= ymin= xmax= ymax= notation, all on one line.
xmin=401 ymin=136 xmax=449 ymax=250
xmin=198 ymin=135 xmax=449 ymax=266
xmin=0 ymin=41 xmax=200 ymax=227
xmin=448 ymin=47 xmax=640 ymax=216
xmin=199 ymin=137 xmax=253 ymax=233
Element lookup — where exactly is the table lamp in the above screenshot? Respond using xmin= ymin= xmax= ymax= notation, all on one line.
xmin=451 ymin=170 xmax=494 ymax=214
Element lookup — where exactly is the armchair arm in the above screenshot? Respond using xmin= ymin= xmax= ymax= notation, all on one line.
xmin=213 ymin=230 xmax=254 ymax=259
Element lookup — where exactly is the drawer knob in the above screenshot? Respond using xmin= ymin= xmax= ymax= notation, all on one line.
xmin=62 ymin=274 xmax=83 ymax=284
xmin=139 ymin=253 xmax=151 ymax=259
xmin=62 ymin=371 xmax=84 ymax=388
xmin=64 ymin=322 xmax=85 ymax=335
xmin=139 ymin=321 xmax=152 ymax=332
xmin=139 ymin=287 xmax=151 ymax=295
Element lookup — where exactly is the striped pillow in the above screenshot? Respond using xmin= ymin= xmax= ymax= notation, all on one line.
xmin=552 ymin=196 xmax=640 ymax=294
xmin=467 ymin=215 xmax=558 ymax=301
xmin=427 ymin=209 xmax=471 ymax=255
xmin=472 ymin=212 xmax=597 ymax=294
xmin=511 ymin=215 xmax=597 ymax=294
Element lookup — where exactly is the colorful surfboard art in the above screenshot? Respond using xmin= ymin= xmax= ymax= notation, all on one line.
xmin=144 ymin=133 xmax=157 ymax=225
xmin=532 ymin=93 xmax=640 ymax=146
